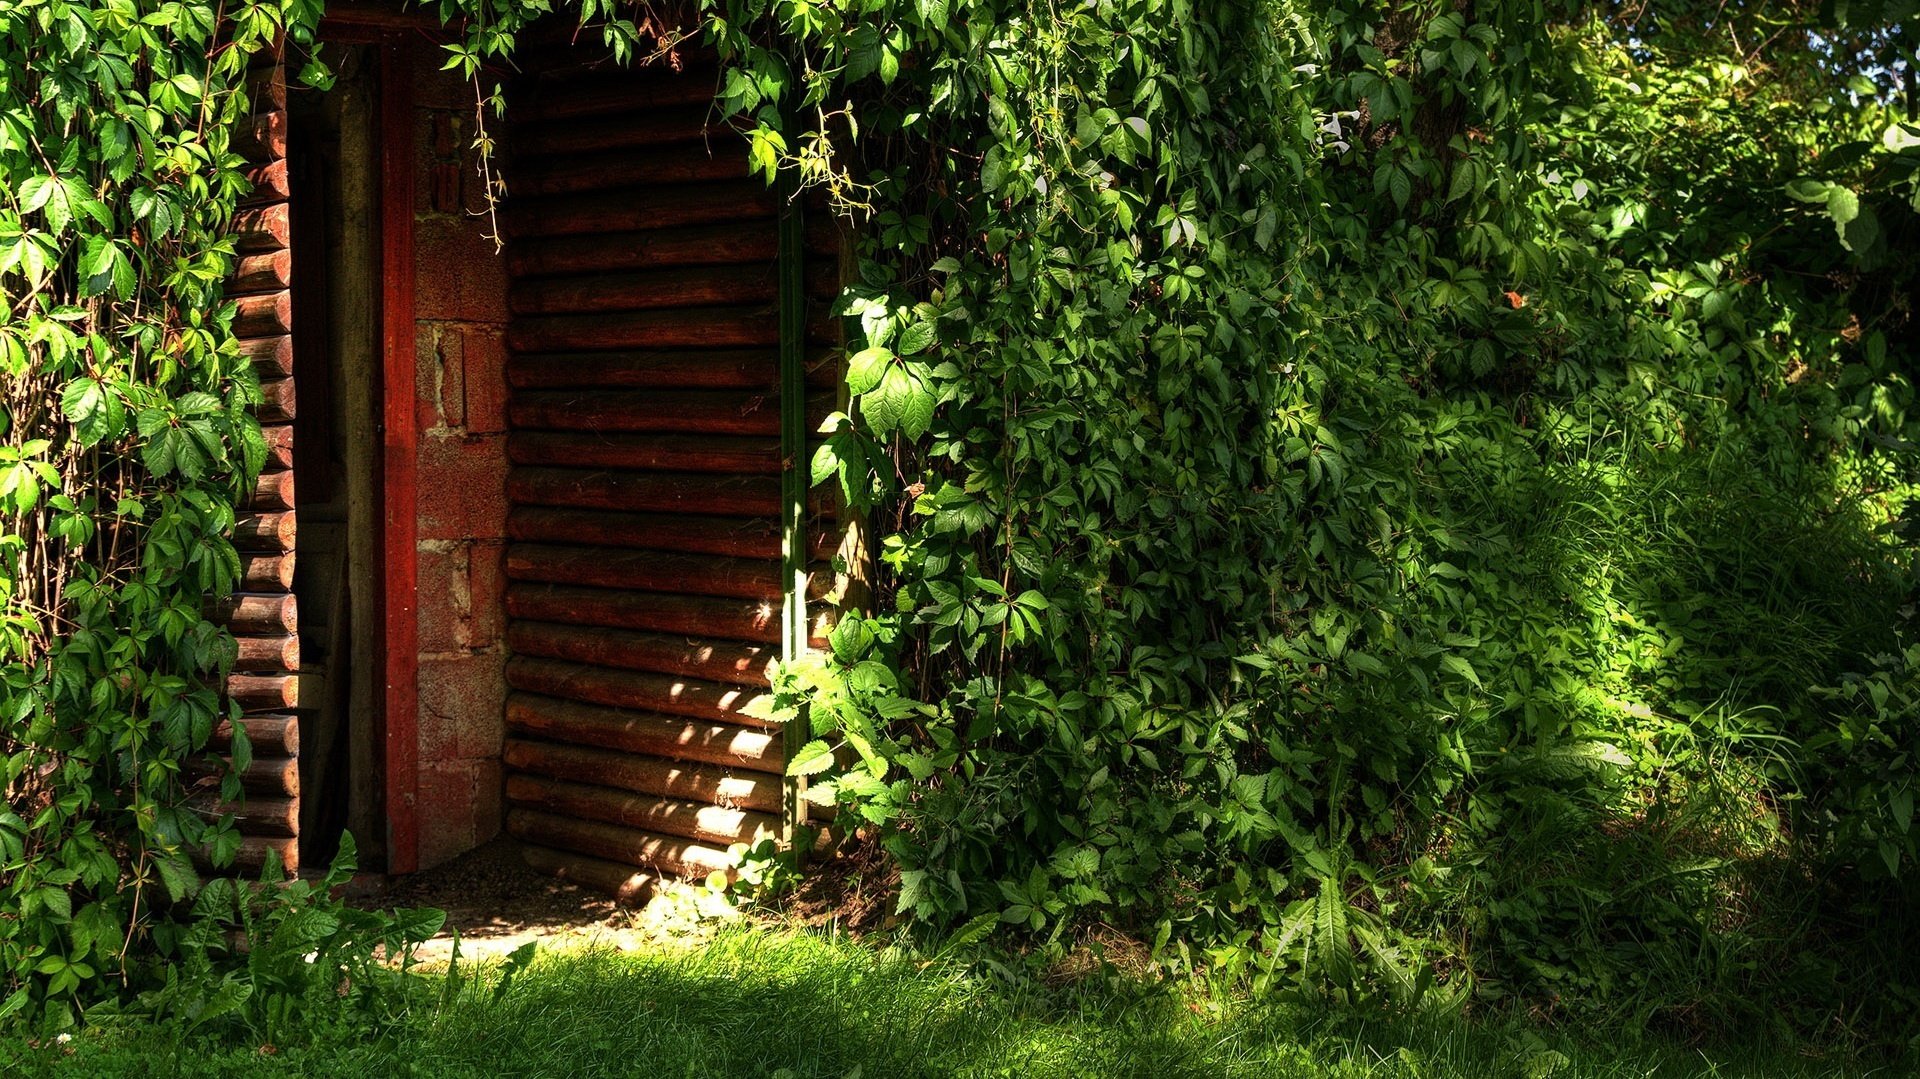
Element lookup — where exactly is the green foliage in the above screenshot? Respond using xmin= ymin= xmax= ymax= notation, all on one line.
xmin=0 ymin=0 xmax=329 ymax=1029
xmin=712 ymin=0 xmax=1920 ymax=1041
xmin=2 ymin=0 xmax=1915 ymax=1049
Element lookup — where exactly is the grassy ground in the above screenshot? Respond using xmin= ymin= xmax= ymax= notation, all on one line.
xmin=4 ymin=925 xmax=1894 ymax=1079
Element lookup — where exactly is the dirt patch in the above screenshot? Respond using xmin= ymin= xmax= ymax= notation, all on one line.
xmin=358 ymin=837 xmax=660 ymax=962
xmin=773 ymin=833 xmax=898 ymax=932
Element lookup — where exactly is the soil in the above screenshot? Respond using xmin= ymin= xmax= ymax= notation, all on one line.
xmin=357 ymin=837 xmax=640 ymax=962
xmin=353 ymin=833 xmax=906 ymax=963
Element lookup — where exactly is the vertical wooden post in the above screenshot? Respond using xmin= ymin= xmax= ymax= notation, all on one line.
xmin=379 ymin=41 xmax=420 ymax=874
xmin=777 ymin=169 xmax=810 ymax=846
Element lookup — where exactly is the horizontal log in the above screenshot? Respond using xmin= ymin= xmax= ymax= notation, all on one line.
xmin=514 ymin=147 xmax=747 ymax=199
xmin=234 ymin=202 xmax=289 ymax=253
xmin=505 ymin=583 xmax=781 ymax=643
xmin=509 ymin=264 xmax=775 ymax=317
xmin=509 ymin=224 xmax=774 ymax=279
xmin=506 ymin=689 xmax=778 ymax=765
xmin=214 ymin=592 xmax=298 ymax=636
xmin=512 ymin=103 xmax=724 ymax=157
xmin=246 ymin=65 xmax=287 ymax=112
xmin=506 ymin=543 xmax=781 ymax=601
xmin=211 ymin=713 xmax=300 ymax=756
xmin=519 ymin=843 xmax=653 ymax=905
xmin=205 ymin=796 xmax=299 ymax=837
xmin=508 ymin=431 xmax=780 ymax=475
xmin=234 ymin=108 xmax=287 ymax=162
xmin=506 ymin=774 xmax=778 ymax=848
xmin=506 ymin=507 xmax=833 ymax=561
xmin=506 ymin=181 xmax=773 ymax=239
xmin=506 ymin=347 xmax=840 ymax=391
xmin=506 ymin=656 xmax=776 ymax=729
xmin=508 ymin=467 xmax=780 ymax=517
xmin=228 ymin=835 xmax=300 ymax=876
xmin=504 ymin=738 xmax=777 ymax=814
xmin=239 ymin=551 xmax=296 ymax=592
xmin=509 ymin=389 xmax=780 ymax=437
xmin=234 ymin=510 xmax=296 ymax=551
xmin=233 ymin=634 xmax=300 ymax=673
xmin=258 ymin=424 xmax=295 ymax=470
xmin=512 ymin=64 xmax=720 ymax=122
xmin=227 ymin=672 xmax=299 ymax=712
xmin=240 ymin=334 xmax=294 ymax=379
xmin=507 ymin=808 xmax=731 ymax=880
xmin=508 ymin=306 xmax=778 ymax=353
xmin=257 ymin=379 xmax=296 ymax=424
xmin=242 ymin=159 xmax=291 ymax=204
xmin=232 ymin=249 xmax=292 ymax=294
xmin=234 ymin=291 xmax=293 ymax=337
xmin=193 ymin=754 xmax=299 ymax=798
xmin=250 ymin=469 xmax=295 ymax=511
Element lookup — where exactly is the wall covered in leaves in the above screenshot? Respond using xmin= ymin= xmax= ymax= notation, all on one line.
xmin=2 ymin=0 xmax=1916 ymax=1044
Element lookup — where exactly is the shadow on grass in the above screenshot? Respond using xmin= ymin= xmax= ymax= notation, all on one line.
xmin=9 ymin=927 xmax=1900 ymax=1079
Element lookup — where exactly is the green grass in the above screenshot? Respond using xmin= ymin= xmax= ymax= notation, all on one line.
xmin=1 ymin=927 xmax=1894 ymax=1078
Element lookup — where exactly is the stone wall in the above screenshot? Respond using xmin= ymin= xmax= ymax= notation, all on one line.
xmin=408 ymin=47 xmax=511 ymax=869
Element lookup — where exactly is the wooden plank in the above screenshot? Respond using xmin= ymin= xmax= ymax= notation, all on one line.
xmin=505 ymin=181 xmax=774 ymax=239
xmin=234 ymin=291 xmax=293 ymax=338
xmin=505 ymin=656 xmax=777 ymax=729
xmin=508 ymin=389 xmax=780 ymax=437
xmin=250 ymin=469 xmax=295 ymax=511
xmin=257 ymin=378 xmax=297 ymax=424
xmin=240 ymin=334 xmax=295 ymax=379
xmin=239 ymin=551 xmax=296 ymax=592
xmin=233 ymin=634 xmax=301 ymax=673
xmin=234 ymin=510 xmax=296 ymax=552
xmin=211 ymin=713 xmax=301 ymax=756
xmin=504 ymin=583 xmax=781 ymax=643
xmin=506 ymin=543 xmax=782 ymax=601
xmin=214 ymin=592 xmax=298 ymax=635
xmin=507 ymin=809 xmax=734 ymax=879
xmin=508 ymin=431 xmax=780 ymax=475
xmin=509 ymin=264 xmax=776 ymax=316
xmin=504 ymin=739 xmax=778 ymax=813
xmin=519 ymin=843 xmax=654 ymax=904
xmin=505 ymin=506 xmax=834 ymax=561
xmin=511 ymin=103 xmax=723 ymax=157
xmin=507 ymin=306 xmax=778 ymax=353
xmin=507 ymin=348 xmax=777 ymax=391
xmin=506 ymin=467 xmax=781 ymax=517
xmin=205 ymin=796 xmax=300 ymax=837
xmin=506 ymin=774 xmax=779 ymax=847
xmin=232 ymin=249 xmax=293 ymax=294
xmin=505 ymin=690 xmax=779 ymax=766
xmin=234 ymin=202 xmax=290 ymax=253
xmin=511 ymin=65 xmax=720 ymax=122
xmin=509 ymin=223 xmax=774 ymax=278
xmin=227 ymin=672 xmax=299 ymax=712
xmin=513 ymin=149 xmax=747 ymax=199
xmin=380 ymin=41 xmax=420 ymax=875
xmin=506 ymin=621 xmax=773 ymax=689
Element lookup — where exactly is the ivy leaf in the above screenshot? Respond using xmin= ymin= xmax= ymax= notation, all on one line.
xmin=61 ymin=377 xmax=123 ymax=446
xmin=898 ymin=320 xmax=936 ymax=356
xmin=787 ymin=739 xmax=837 ymax=777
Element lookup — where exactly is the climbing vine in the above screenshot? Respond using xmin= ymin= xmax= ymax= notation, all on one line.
xmin=3 ymin=0 xmax=1918 ymax=1044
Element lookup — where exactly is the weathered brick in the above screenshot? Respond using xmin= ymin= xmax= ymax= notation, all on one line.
xmin=467 ymin=540 xmax=507 ymax=649
xmin=417 ymin=653 xmax=507 ymax=760
xmin=415 ymin=433 xmax=510 ymax=542
xmin=416 ymin=541 xmax=472 ymax=652
xmin=414 ymin=215 xmax=509 ymax=323
xmin=461 ymin=330 xmax=510 ymax=435
xmin=416 ymin=758 xmax=486 ymax=871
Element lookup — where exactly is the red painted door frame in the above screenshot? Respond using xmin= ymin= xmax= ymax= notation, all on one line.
xmin=376 ymin=40 xmax=420 ymax=875
xmin=316 ymin=14 xmax=422 ymax=873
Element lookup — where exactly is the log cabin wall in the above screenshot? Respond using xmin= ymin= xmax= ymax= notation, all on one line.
xmin=215 ymin=48 xmax=302 ymax=873
xmin=497 ymin=51 xmax=839 ymax=898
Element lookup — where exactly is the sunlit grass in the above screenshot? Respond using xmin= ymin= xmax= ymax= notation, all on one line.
xmin=4 ymin=925 xmax=1890 ymax=1078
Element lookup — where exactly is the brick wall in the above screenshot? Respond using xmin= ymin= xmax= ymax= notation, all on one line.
xmin=409 ymin=49 xmax=510 ymax=869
